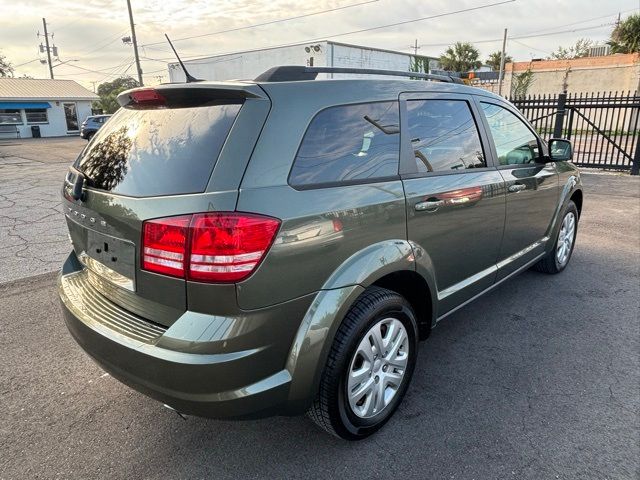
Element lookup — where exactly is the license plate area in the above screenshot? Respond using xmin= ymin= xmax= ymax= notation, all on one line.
xmin=80 ymin=229 xmax=136 ymax=291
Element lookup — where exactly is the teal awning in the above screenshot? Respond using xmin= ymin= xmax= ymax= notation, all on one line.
xmin=0 ymin=102 xmax=51 ymax=109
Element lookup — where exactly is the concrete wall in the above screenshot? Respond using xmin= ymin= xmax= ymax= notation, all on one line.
xmin=7 ymin=100 xmax=93 ymax=138
xmin=327 ymin=43 xmax=416 ymax=78
xmin=169 ymin=42 xmax=429 ymax=82
xmin=503 ymin=53 xmax=640 ymax=97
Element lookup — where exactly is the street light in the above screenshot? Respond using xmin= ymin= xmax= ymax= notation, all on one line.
xmin=51 ymin=59 xmax=79 ymax=69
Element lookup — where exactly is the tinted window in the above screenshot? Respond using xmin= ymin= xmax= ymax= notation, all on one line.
xmin=480 ymin=102 xmax=540 ymax=165
xmin=75 ymin=103 xmax=241 ymax=197
xmin=407 ymin=100 xmax=486 ymax=172
xmin=290 ymin=102 xmax=400 ymax=187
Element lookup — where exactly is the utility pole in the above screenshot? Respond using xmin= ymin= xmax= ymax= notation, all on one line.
xmin=42 ymin=18 xmax=54 ymax=79
xmin=126 ymin=0 xmax=144 ymax=86
xmin=90 ymin=81 xmax=97 ymax=93
xmin=498 ymin=28 xmax=508 ymax=96
xmin=411 ymin=39 xmax=420 ymax=55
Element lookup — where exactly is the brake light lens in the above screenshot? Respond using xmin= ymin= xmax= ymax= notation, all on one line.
xmin=129 ymin=88 xmax=166 ymax=106
xmin=142 ymin=216 xmax=190 ymax=277
xmin=141 ymin=213 xmax=280 ymax=283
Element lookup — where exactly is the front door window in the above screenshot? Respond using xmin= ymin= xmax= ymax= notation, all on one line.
xmin=63 ymin=103 xmax=78 ymax=132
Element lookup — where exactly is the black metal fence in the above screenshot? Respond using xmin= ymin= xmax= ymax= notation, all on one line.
xmin=510 ymin=91 xmax=640 ymax=174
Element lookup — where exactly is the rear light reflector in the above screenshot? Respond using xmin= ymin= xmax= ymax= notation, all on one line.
xmin=141 ymin=212 xmax=280 ymax=283
xmin=142 ymin=216 xmax=190 ymax=277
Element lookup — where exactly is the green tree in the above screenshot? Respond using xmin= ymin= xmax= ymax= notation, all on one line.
xmin=549 ymin=38 xmax=592 ymax=60
xmin=439 ymin=42 xmax=482 ymax=73
xmin=0 ymin=53 xmax=14 ymax=77
xmin=94 ymin=77 xmax=139 ymax=114
xmin=486 ymin=51 xmax=513 ymax=71
xmin=511 ymin=67 xmax=534 ymax=97
xmin=409 ymin=56 xmax=430 ymax=76
xmin=608 ymin=14 xmax=640 ymax=53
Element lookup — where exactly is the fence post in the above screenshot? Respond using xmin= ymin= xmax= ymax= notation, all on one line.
xmin=553 ymin=92 xmax=567 ymax=138
xmin=632 ymin=135 xmax=640 ymax=175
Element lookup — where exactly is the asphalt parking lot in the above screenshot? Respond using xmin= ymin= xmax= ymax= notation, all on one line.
xmin=0 ymin=138 xmax=638 ymax=479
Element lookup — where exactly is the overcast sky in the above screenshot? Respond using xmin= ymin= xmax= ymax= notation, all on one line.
xmin=1 ymin=0 xmax=638 ymax=89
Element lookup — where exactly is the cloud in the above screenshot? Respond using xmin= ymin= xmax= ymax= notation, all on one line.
xmin=0 ymin=0 xmax=634 ymax=88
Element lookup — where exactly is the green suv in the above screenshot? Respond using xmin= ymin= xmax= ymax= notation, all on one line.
xmin=58 ymin=66 xmax=582 ymax=440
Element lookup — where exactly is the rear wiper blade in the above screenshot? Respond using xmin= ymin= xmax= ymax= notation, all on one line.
xmin=71 ymin=172 xmax=85 ymax=201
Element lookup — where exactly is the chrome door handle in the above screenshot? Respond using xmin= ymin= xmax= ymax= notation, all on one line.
xmin=508 ymin=183 xmax=527 ymax=193
xmin=415 ymin=199 xmax=444 ymax=211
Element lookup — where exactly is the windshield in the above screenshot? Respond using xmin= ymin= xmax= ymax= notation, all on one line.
xmin=75 ymin=102 xmax=242 ymax=197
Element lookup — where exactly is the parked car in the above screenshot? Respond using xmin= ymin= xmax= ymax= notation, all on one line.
xmin=59 ymin=67 xmax=582 ymax=440
xmin=80 ymin=114 xmax=111 ymax=140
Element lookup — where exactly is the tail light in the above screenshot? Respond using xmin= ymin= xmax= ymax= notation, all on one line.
xmin=141 ymin=213 xmax=280 ymax=283
xmin=142 ymin=216 xmax=190 ymax=277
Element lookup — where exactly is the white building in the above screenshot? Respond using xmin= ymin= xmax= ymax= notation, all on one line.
xmin=168 ymin=40 xmax=437 ymax=82
xmin=0 ymin=78 xmax=98 ymax=138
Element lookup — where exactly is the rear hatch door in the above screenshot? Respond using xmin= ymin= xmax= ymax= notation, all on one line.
xmin=63 ymin=83 xmax=270 ymax=326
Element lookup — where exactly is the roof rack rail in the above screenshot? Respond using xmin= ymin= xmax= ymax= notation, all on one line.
xmin=254 ymin=66 xmax=465 ymax=84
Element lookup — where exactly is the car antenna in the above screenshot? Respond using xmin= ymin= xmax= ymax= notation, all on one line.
xmin=164 ymin=34 xmax=201 ymax=83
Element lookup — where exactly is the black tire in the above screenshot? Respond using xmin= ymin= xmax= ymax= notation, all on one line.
xmin=533 ymin=200 xmax=579 ymax=274
xmin=86 ymin=132 xmax=95 ymax=141
xmin=308 ymin=286 xmax=418 ymax=440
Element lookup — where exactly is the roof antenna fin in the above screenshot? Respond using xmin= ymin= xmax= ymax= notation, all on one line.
xmin=164 ymin=34 xmax=201 ymax=83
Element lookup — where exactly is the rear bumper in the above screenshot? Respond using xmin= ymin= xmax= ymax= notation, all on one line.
xmin=58 ymin=260 xmax=315 ymax=419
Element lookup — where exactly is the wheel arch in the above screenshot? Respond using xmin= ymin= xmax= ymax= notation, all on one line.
xmin=371 ymin=270 xmax=434 ymax=340
xmin=570 ymin=188 xmax=583 ymax=217
xmin=284 ymin=240 xmax=437 ymax=414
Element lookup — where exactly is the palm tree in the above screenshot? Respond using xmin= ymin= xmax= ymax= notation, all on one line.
xmin=486 ymin=51 xmax=513 ymax=71
xmin=608 ymin=14 xmax=640 ymax=53
xmin=439 ymin=42 xmax=482 ymax=73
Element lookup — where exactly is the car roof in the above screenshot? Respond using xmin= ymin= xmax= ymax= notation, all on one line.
xmin=254 ymin=78 xmax=506 ymax=105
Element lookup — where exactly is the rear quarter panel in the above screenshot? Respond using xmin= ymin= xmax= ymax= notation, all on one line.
xmin=236 ymin=81 xmax=414 ymax=310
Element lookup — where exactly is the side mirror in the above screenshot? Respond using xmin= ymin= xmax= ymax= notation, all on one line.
xmin=548 ymin=138 xmax=572 ymax=161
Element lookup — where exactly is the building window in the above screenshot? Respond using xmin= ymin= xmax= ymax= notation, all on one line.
xmin=0 ymin=109 xmax=22 ymax=125
xmin=26 ymin=109 xmax=48 ymax=124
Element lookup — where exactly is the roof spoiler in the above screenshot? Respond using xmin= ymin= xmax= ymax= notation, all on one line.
xmin=116 ymin=82 xmax=266 ymax=107
xmin=254 ymin=66 xmax=464 ymax=84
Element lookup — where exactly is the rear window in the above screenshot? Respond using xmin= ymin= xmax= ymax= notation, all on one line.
xmin=75 ymin=103 xmax=241 ymax=197
xmin=289 ymin=101 xmax=400 ymax=188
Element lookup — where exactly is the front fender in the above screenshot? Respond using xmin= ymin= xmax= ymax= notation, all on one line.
xmin=545 ymin=167 xmax=582 ymax=254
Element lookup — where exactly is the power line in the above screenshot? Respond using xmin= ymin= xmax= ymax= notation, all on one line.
xmin=510 ymin=39 xmax=552 ymax=55
xmin=413 ymin=21 xmax=615 ymax=49
xmin=146 ymin=0 xmax=517 ymax=63
xmin=140 ymin=0 xmax=381 ymax=47
xmin=74 ymin=29 xmax=130 ymax=58
xmin=516 ymin=7 xmax=638 ymax=36
xmin=13 ymin=58 xmax=41 ymax=68
xmin=56 ymin=60 xmax=135 ymax=75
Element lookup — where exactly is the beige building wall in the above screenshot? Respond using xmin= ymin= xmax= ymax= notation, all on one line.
xmin=502 ymin=53 xmax=640 ymax=97
xmin=471 ymin=54 xmax=640 ymax=133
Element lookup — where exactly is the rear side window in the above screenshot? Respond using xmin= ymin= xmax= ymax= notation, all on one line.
xmin=75 ymin=103 xmax=241 ymax=197
xmin=407 ymin=100 xmax=486 ymax=173
xmin=289 ymin=102 xmax=400 ymax=188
